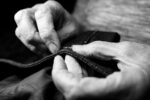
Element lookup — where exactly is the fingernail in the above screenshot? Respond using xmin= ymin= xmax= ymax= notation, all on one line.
xmin=48 ymin=43 xmax=59 ymax=53
xmin=65 ymin=55 xmax=70 ymax=60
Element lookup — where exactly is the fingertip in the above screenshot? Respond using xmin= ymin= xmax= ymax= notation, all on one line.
xmin=65 ymin=55 xmax=78 ymax=64
xmin=54 ymin=55 xmax=62 ymax=61
xmin=65 ymin=55 xmax=82 ymax=74
xmin=53 ymin=55 xmax=60 ymax=71
xmin=72 ymin=45 xmax=89 ymax=56
xmin=72 ymin=45 xmax=83 ymax=53
xmin=53 ymin=55 xmax=67 ymax=72
xmin=53 ymin=55 xmax=64 ymax=66
xmin=65 ymin=55 xmax=72 ymax=61
xmin=64 ymin=55 xmax=68 ymax=62
xmin=64 ymin=55 xmax=76 ymax=65
xmin=48 ymin=42 xmax=60 ymax=53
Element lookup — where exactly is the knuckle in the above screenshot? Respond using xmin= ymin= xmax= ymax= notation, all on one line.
xmin=23 ymin=43 xmax=36 ymax=52
xmin=15 ymin=28 xmax=21 ymax=38
xmin=41 ymin=33 xmax=51 ymax=43
xmin=28 ymin=45 xmax=36 ymax=52
xmin=34 ymin=5 xmax=49 ymax=19
xmin=15 ymin=28 xmax=35 ymax=42
xmin=14 ymin=8 xmax=32 ymax=23
xmin=45 ymin=0 xmax=60 ymax=7
xmin=15 ymin=28 xmax=37 ymax=52
xmin=32 ymin=3 xmax=42 ymax=9
xmin=14 ymin=9 xmax=24 ymax=22
xmin=34 ymin=1 xmax=62 ymax=19
xmin=40 ymin=29 xmax=54 ymax=41
xmin=22 ymin=8 xmax=33 ymax=16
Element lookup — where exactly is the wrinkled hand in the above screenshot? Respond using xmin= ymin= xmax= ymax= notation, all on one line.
xmin=52 ymin=41 xmax=150 ymax=100
xmin=14 ymin=0 xmax=80 ymax=55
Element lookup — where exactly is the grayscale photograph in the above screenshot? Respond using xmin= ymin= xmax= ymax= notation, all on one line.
xmin=0 ymin=0 xmax=149 ymax=100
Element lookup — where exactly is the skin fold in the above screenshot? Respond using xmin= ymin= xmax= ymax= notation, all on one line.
xmin=14 ymin=0 xmax=150 ymax=100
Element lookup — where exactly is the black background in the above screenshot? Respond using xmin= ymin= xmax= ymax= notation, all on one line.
xmin=0 ymin=0 xmax=76 ymax=35
xmin=0 ymin=0 xmax=76 ymax=59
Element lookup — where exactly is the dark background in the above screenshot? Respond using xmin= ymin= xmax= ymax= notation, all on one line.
xmin=0 ymin=0 xmax=76 ymax=36
xmin=0 ymin=0 xmax=76 ymax=60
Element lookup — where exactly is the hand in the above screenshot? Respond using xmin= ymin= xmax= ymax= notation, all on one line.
xmin=52 ymin=41 xmax=150 ymax=100
xmin=14 ymin=0 xmax=80 ymax=55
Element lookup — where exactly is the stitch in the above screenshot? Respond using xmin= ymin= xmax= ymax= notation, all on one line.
xmin=0 ymin=31 xmax=120 ymax=100
xmin=0 ymin=49 xmax=113 ymax=76
xmin=0 ymin=31 xmax=120 ymax=77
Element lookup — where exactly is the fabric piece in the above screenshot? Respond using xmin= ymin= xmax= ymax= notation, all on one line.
xmin=0 ymin=31 xmax=120 ymax=100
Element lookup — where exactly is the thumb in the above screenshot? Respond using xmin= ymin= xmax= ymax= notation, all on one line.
xmin=72 ymin=41 xmax=121 ymax=59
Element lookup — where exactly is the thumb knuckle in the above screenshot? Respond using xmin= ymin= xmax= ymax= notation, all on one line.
xmin=14 ymin=9 xmax=24 ymax=23
xmin=14 ymin=9 xmax=33 ymax=24
xmin=45 ymin=0 xmax=60 ymax=7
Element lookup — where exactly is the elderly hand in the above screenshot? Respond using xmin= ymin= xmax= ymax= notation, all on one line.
xmin=52 ymin=41 xmax=150 ymax=100
xmin=14 ymin=0 xmax=80 ymax=55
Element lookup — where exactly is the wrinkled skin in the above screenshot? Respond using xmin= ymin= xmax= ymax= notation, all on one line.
xmin=52 ymin=41 xmax=150 ymax=100
xmin=14 ymin=0 xmax=81 ymax=55
xmin=14 ymin=0 xmax=150 ymax=100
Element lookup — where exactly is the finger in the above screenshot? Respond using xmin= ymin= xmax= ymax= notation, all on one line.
xmin=15 ymin=9 xmax=49 ymax=55
xmin=65 ymin=55 xmax=83 ymax=77
xmin=73 ymin=65 xmax=144 ymax=99
xmin=92 ymin=68 xmax=144 ymax=98
xmin=15 ymin=28 xmax=36 ymax=52
xmin=14 ymin=9 xmax=24 ymax=25
xmin=52 ymin=55 xmax=67 ymax=71
xmin=15 ymin=9 xmax=38 ymax=49
xmin=72 ymin=41 xmax=122 ymax=59
xmin=35 ymin=4 xmax=60 ymax=53
xmin=52 ymin=55 xmax=79 ymax=93
xmin=72 ymin=41 xmax=150 ymax=71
